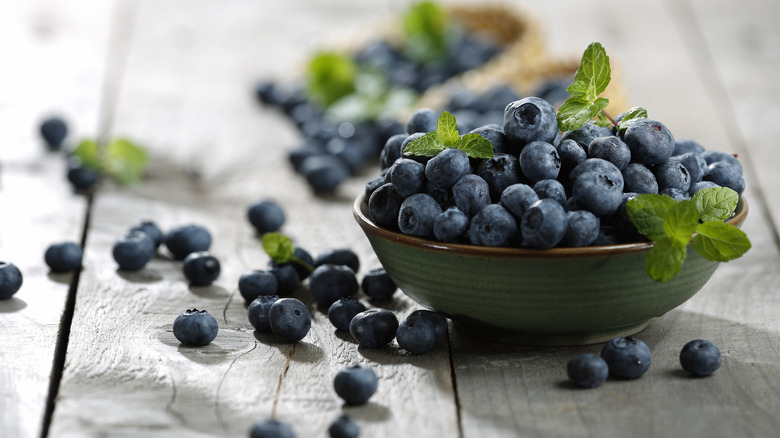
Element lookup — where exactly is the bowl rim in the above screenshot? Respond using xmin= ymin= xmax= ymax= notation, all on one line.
xmin=353 ymin=192 xmax=749 ymax=259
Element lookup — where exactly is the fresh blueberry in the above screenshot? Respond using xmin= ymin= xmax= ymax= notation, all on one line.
xmin=328 ymin=414 xmax=359 ymax=438
xmin=66 ymin=159 xmax=100 ymax=191
xmin=689 ymin=181 xmax=721 ymax=196
xmin=502 ymin=97 xmax=559 ymax=146
xmin=361 ymin=268 xmax=397 ymax=301
xmin=40 ymin=117 xmax=69 ymax=150
xmin=254 ymin=80 xmax=277 ymax=105
xmin=314 ymin=248 xmax=360 ymax=274
xmin=299 ymin=155 xmax=350 ymax=193
xmin=701 ymin=150 xmax=743 ymax=173
xmin=560 ymin=121 xmax=612 ymax=151
xmin=673 ymin=138 xmax=706 ymax=156
xmin=521 ymin=199 xmax=567 ymax=249
xmin=45 ymin=241 xmax=84 ymax=273
xmin=572 ymin=170 xmax=624 ymax=217
xmin=249 ymin=419 xmax=295 ymax=438
xmin=247 ymin=294 xmax=279 ymax=333
xmin=500 ymin=183 xmax=539 ymax=219
xmin=533 ymin=179 xmax=566 ymax=207
xmin=0 ymin=262 xmax=23 ymax=300
xmin=561 ymin=210 xmax=600 ymax=247
xmin=247 ymin=200 xmax=286 ymax=234
xmin=399 ymin=133 xmax=428 ymax=164
xmin=112 ymin=231 xmax=155 ymax=271
xmin=165 ymin=224 xmax=212 ymax=260
xmin=655 ymin=158 xmax=691 ymax=193
xmin=380 ymin=133 xmax=407 ymax=170
xmin=592 ymin=226 xmax=621 ymax=246
xmin=660 ymin=187 xmax=689 ymax=201
xmin=622 ymin=163 xmax=659 ymax=194
xmin=368 ymin=183 xmax=404 ymax=230
xmin=268 ymin=263 xmax=301 ymax=296
xmin=389 ymin=158 xmax=426 ymax=198
xmin=327 ymin=297 xmax=367 ymax=332
xmin=333 ymin=364 xmax=378 ymax=405
xmin=349 ymin=308 xmax=399 ymax=348
xmin=468 ymin=204 xmax=517 ymax=247
xmin=182 ymin=251 xmax=221 ymax=286
xmin=172 ymin=308 xmax=219 ymax=347
xmin=398 ymin=193 xmax=442 ymax=237
xmin=557 ymin=139 xmax=588 ymax=177
xmin=288 ymin=141 xmax=327 ymax=172
xmin=433 ymin=208 xmax=469 ymax=242
xmin=567 ymin=354 xmax=609 ymax=388
xmin=600 ymin=336 xmax=652 ymax=379
xmin=568 ymin=158 xmax=624 ymax=190
xmin=396 ymin=310 xmax=447 ymax=355
xmin=623 ymin=119 xmax=675 ymax=165
xmin=272 ymin=246 xmax=315 ymax=281
xmin=587 ymin=136 xmax=631 ymax=171
xmin=129 ymin=220 xmax=164 ymax=249
xmin=424 ymin=181 xmax=453 ymax=209
xmin=519 ymin=141 xmax=561 ymax=183
xmin=364 ymin=175 xmax=386 ymax=202
xmin=679 ymin=339 xmax=722 ymax=377
xmin=477 ymin=153 xmax=521 ymax=201
xmin=470 ymin=124 xmax=507 ymax=155
xmin=677 ymin=152 xmax=707 ymax=185
xmin=425 ymin=148 xmax=471 ymax=190
xmin=268 ymin=298 xmax=311 ymax=342
xmin=704 ymin=161 xmax=745 ymax=195
xmin=405 ymin=108 xmax=438 ymax=134
xmin=309 ymin=264 xmax=359 ymax=307
xmin=452 ymin=174 xmax=491 ymax=217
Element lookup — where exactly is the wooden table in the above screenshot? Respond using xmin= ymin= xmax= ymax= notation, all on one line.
xmin=2 ymin=0 xmax=779 ymax=436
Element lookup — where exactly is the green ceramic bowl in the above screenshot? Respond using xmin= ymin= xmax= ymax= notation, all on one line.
xmin=353 ymin=193 xmax=748 ymax=346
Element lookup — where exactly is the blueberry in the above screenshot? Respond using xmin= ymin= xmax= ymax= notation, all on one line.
xmin=253 ymin=80 xmax=277 ymax=105
xmin=655 ymin=158 xmax=691 ymax=193
xmin=165 ymin=224 xmax=212 ymax=260
xmin=533 ymin=179 xmax=566 ymax=207
xmin=327 ymin=297 xmax=367 ymax=332
xmin=112 ymin=231 xmax=156 ymax=271
xmin=182 ymin=251 xmax=221 ymax=286
xmin=364 ymin=175 xmax=386 ymax=201
xmin=405 ymin=108 xmax=438 ymax=134
xmin=249 ymin=419 xmax=295 ymax=438
xmin=470 ymin=124 xmax=507 ymax=155
xmin=326 ymin=137 xmax=373 ymax=175
xmin=314 ymin=248 xmax=360 ymax=274
xmin=673 ymin=139 xmax=705 ymax=156
xmin=268 ymin=263 xmax=301 ymax=296
xmin=689 ymin=180 xmax=721 ymax=196
xmin=273 ymin=246 xmax=315 ymax=281
xmin=247 ymin=200 xmax=286 ymax=234
xmin=247 ymin=294 xmax=279 ymax=333
xmin=380 ymin=133 xmax=407 ymax=170
xmin=268 ymin=298 xmax=311 ymax=342
xmin=433 ymin=208 xmax=469 ymax=242
xmin=468 ymin=204 xmax=517 ymax=247
xmin=40 ymin=117 xmax=68 ymax=150
xmin=299 ymin=155 xmax=350 ymax=193
xmin=368 ymin=183 xmax=404 ymax=230
xmin=677 ymin=152 xmax=707 ymax=185
xmin=424 ymin=182 xmax=453 ymax=209
xmin=561 ymin=210 xmax=600 ymax=247
xmin=328 ymin=414 xmax=359 ymax=438
xmin=568 ymin=158 xmax=624 ymax=190
xmin=500 ymin=183 xmax=539 ymax=219
xmin=560 ymin=121 xmax=613 ymax=151
xmin=349 ymin=308 xmax=399 ymax=348
xmin=288 ymin=141 xmax=327 ymax=172
xmin=476 ymin=153 xmax=521 ymax=201
xmin=572 ymin=171 xmax=624 ymax=217
xmin=592 ymin=226 xmax=621 ymax=246
xmin=333 ymin=364 xmax=378 ymax=405
xmin=424 ymin=148 xmax=471 ymax=190
xmin=622 ymin=163 xmax=659 ymax=194
xmin=557 ymin=139 xmax=588 ymax=176
xmin=519 ymin=140 xmax=561 ymax=182
xmin=172 ymin=309 xmax=219 ymax=347
xmin=129 ymin=220 xmax=164 ymax=249
xmin=0 ymin=262 xmax=23 ymax=300
xmin=399 ymin=133 xmax=427 ymax=164
xmin=396 ymin=310 xmax=447 ymax=355
xmin=398 ymin=193 xmax=442 ymax=237
xmin=704 ymin=161 xmax=745 ymax=195
xmin=360 ymin=268 xmax=397 ymax=301
xmin=502 ymin=97 xmax=559 ymax=146
xmin=661 ymin=187 xmax=689 ymax=201
xmin=45 ymin=241 xmax=84 ymax=273
xmin=587 ymin=136 xmax=631 ymax=171
xmin=679 ymin=339 xmax=722 ymax=377
xmin=66 ymin=159 xmax=100 ymax=191
xmin=521 ymin=199 xmax=567 ymax=249
xmin=452 ymin=174 xmax=491 ymax=217
xmin=309 ymin=264 xmax=359 ymax=307
xmin=600 ymin=336 xmax=652 ymax=379
xmin=389 ymin=158 xmax=426 ymax=198
xmin=701 ymin=150 xmax=743 ymax=173
xmin=623 ymin=119 xmax=675 ymax=165
xmin=567 ymin=354 xmax=609 ymax=388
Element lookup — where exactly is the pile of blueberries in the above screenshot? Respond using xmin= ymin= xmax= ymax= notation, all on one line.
xmin=366 ymin=96 xmax=745 ymax=248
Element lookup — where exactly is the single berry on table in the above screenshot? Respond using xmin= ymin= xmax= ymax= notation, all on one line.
xmin=567 ymin=354 xmax=609 ymax=388
xmin=112 ymin=231 xmax=156 ymax=271
xmin=0 ymin=262 xmax=23 ymax=300
xmin=247 ymin=200 xmax=286 ymax=234
xmin=396 ymin=310 xmax=447 ymax=355
xmin=172 ymin=309 xmax=219 ymax=347
xmin=328 ymin=414 xmax=360 ymax=438
xmin=308 ymin=264 xmax=359 ymax=307
xmin=361 ymin=268 xmax=397 ymax=301
xmin=349 ymin=308 xmax=399 ymax=348
xmin=40 ymin=116 xmax=68 ymax=150
xmin=45 ymin=241 xmax=84 ymax=273
xmin=249 ymin=418 xmax=295 ymax=438
xmin=314 ymin=248 xmax=360 ymax=274
xmin=239 ymin=270 xmax=278 ymax=303
xmin=679 ymin=339 xmax=722 ymax=377
xmin=327 ymin=297 xmax=367 ymax=332
xmin=165 ymin=224 xmax=212 ymax=260
xmin=600 ymin=336 xmax=652 ymax=379
xmin=333 ymin=364 xmax=378 ymax=405
xmin=182 ymin=251 xmax=221 ymax=286
xmin=129 ymin=220 xmax=164 ymax=249
xmin=268 ymin=298 xmax=311 ymax=342
xmin=247 ymin=295 xmax=280 ymax=333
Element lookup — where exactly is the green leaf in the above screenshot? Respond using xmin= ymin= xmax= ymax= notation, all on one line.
xmin=626 ymin=194 xmax=677 ymax=241
xmin=262 ymin=232 xmax=296 ymax=265
xmin=436 ymin=111 xmax=460 ymax=146
xmin=105 ymin=138 xmax=148 ymax=185
xmin=616 ymin=106 xmax=648 ymax=135
xmin=594 ymin=112 xmax=613 ymax=128
xmin=693 ymin=221 xmax=751 ymax=262
xmin=403 ymin=132 xmax=444 ymax=157
xmin=693 ymin=187 xmax=739 ymax=222
xmin=566 ymin=42 xmax=611 ymax=100
xmin=664 ymin=200 xmax=700 ymax=245
xmin=402 ymin=1 xmax=449 ymax=64
xmin=71 ymin=139 xmax=102 ymax=171
xmin=306 ymin=52 xmax=358 ymax=108
xmin=557 ymin=97 xmax=609 ymax=132
xmin=646 ymin=237 xmax=688 ymax=282
xmin=459 ymin=133 xmax=494 ymax=159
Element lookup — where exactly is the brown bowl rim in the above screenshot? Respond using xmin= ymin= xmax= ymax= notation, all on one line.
xmin=353 ymin=192 xmax=748 ymax=259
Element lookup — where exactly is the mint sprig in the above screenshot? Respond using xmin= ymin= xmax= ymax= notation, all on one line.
xmin=403 ymin=111 xmax=493 ymax=159
xmin=306 ymin=52 xmax=358 ymax=108
xmin=72 ymin=137 xmax=148 ymax=185
xmin=402 ymin=1 xmax=450 ymax=64
xmin=626 ymin=187 xmax=750 ymax=282
xmin=261 ymin=232 xmax=314 ymax=273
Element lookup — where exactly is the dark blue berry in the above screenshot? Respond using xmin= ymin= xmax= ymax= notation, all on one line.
xmin=299 ymin=155 xmax=350 ymax=193
xmin=165 ymin=224 xmax=212 ymax=260
xmin=361 ymin=268 xmax=397 ymax=301
xmin=572 ymin=171 xmax=624 ymax=217
xmin=272 ymin=246 xmax=315 ymax=281
xmin=368 ymin=183 xmax=404 ymax=230
xmin=112 ymin=231 xmax=155 ymax=271
xmin=129 ymin=220 xmax=164 ymax=249
xmin=500 ymin=183 xmax=539 ymax=219
xmin=380 ymin=133 xmax=407 ymax=170
xmin=314 ymin=248 xmax=360 ymax=274
xmin=452 ymin=174 xmax=491 ymax=217
xmin=592 ymin=226 xmax=621 ymax=246
xmin=623 ymin=119 xmax=675 ymax=165
xmin=327 ymin=297 xmax=367 ymax=332
xmin=349 ymin=308 xmax=399 ymax=348
xmin=567 ymin=354 xmax=609 ymax=388
xmin=433 ymin=208 xmax=469 ymax=242
xmin=533 ymin=179 xmax=566 ymax=206
xmin=424 ymin=148 xmax=470 ymax=190
xmin=333 ymin=364 xmax=378 ymax=405
xmin=173 ymin=309 xmax=219 ymax=347
xmin=40 ymin=117 xmax=68 ymax=150
xmin=622 ymin=163 xmax=659 ymax=194
xmin=182 ymin=251 xmax=221 ymax=286
xmin=0 ymin=262 xmax=23 ymax=300
xmin=389 ymin=158 xmax=426 ymax=198
xmin=561 ymin=122 xmax=612 ymax=151
xmin=600 ymin=336 xmax=652 ymax=379
xmin=398 ymin=193 xmax=442 ymax=237
xmin=701 ymin=150 xmax=743 ymax=173
xmin=406 ymin=108 xmax=438 ymax=134
xmin=679 ymin=339 xmax=722 ymax=377
xmin=396 ymin=310 xmax=447 ymax=355
xmin=66 ymin=159 xmax=100 ymax=191
xmin=309 ymin=264 xmax=359 ymax=307
xmin=247 ymin=295 xmax=279 ymax=333
xmin=689 ymin=181 xmax=721 ymax=196
xmin=561 ymin=210 xmax=600 ymax=247
xmin=249 ymin=419 xmax=295 ymax=438
xmin=477 ymin=153 xmax=521 ymax=202
xmin=673 ymin=139 xmax=706 ymax=156
xmin=328 ymin=414 xmax=360 ymax=438
xmin=704 ymin=161 xmax=745 ymax=195
xmin=502 ymin=97 xmax=559 ymax=146
xmin=468 ymin=204 xmax=517 ymax=247
xmin=470 ymin=124 xmax=507 ymax=155
xmin=587 ymin=136 xmax=631 ymax=171
xmin=677 ymin=152 xmax=707 ymax=185
xmin=268 ymin=298 xmax=311 ymax=342
xmin=519 ymin=141 xmax=561 ymax=183
xmin=521 ymin=199 xmax=567 ymax=249
xmin=557 ymin=139 xmax=588 ymax=176
xmin=655 ymin=158 xmax=691 ymax=193
xmin=247 ymin=200 xmax=286 ymax=234
xmin=268 ymin=263 xmax=301 ymax=296
xmin=45 ymin=241 xmax=83 ymax=273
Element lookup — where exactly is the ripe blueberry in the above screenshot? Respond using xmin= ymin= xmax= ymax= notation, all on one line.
xmin=165 ymin=224 xmax=212 ymax=260
xmin=44 ymin=241 xmax=83 ymax=273
xmin=182 ymin=251 xmax=221 ymax=286
xmin=247 ymin=295 xmax=280 ymax=333
xmin=268 ymin=298 xmax=311 ymax=342
xmin=600 ymin=336 xmax=652 ymax=379
xmin=172 ymin=309 xmax=218 ymax=347
xmin=0 ymin=262 xmax=23 ymax=300
xmin=112 ymin=231 xmax=156 ymax=271
xmin=247 ymin=200 xmax=286 ymax=234
xmin=567 ymin=354 xmax=609 ymax=388
xmin=349 ymin=308 xmax=399 ymax=348
xmin=333 ymin=364 xmax=378 ymax=405
xmin=680 ymin=339 xmax=722 ymax=377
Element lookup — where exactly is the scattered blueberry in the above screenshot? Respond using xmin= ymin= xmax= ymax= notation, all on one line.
xmin=333 ymin=364 xmax=378 ymax=405
xmin=248 ymin=200 xmax=286 ymax=234
xmin=328 ymin=414 xmax=360 ymax=438
xmin=44 ymin=241 xmax=83 ymax=273
xmin=315 ymin=248 xmax=361 ymax=274
xmin=567 ymin=354 xmax=609 ymax=388
xmin=360 ymin=268 xmax=397 ymax=301
xmin=396 ymin=310 xmax=447 ymax=355
xmin=40 ymin=117 xmax=68 ymax=150
xmin=268 ymin=298 xmax=311 ymax=342
xmin=182 ymin=251 xmax=221 ymax=286
xmin=66 ymin=158 xmax=100 ymax=191
xmin=268 ymin=263 xmax=302 ymax=296
xmin=349 ymin=308 xmax=399 ymax=348
xmin=165 ymin=224 xmax=212 ymax=260
xmin=112 ymin=231 xmax=156 ymax=271
xmin=680 ymin=339 xmax=722 ymax=377
xmin=172 ymin=308 xmax=219 ymax=347
xmin=129 ymin=220 xmax=164 ymax=249
xmin=600 ymin=336 xmax=652 ymax=379
xmin=0 ymin=262 xmax=23 ymax=300
xmin=239 ymin=270 xmax=278 ymax=303
xmin=327 ymin=297 xmax=367 ymax=332
xmin=247 ymin=294 xmax=280 ymax=333
xmin=309 ymin=264 xmax=359 ymax=307
xmin=249 ymin=419 xmax=295 ymax=438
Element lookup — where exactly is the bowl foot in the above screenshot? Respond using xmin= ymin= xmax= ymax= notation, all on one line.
xmin=452 ymin=320 xmax=651 ymax=346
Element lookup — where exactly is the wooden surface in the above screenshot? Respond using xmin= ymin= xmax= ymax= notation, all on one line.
xmin=1 ymin=0 xmax=778 ymax=437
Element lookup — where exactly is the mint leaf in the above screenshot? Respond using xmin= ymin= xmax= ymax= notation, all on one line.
xmin=616 ymin=107 xmax=648 ymax=135
xmin=557 ymin=97 xmax=610 ymax=132
xmin=403 ymin=131 xmax=444 ymax=157
xmin=437 ymin=111 xmax=460 ymax=146
xmin=594 ymin=112 xmax=613 ymax=128
xmin=646 ymin=237 xmax=688 ymax=282
xmin=566 ymin=42 xmax=611 ymax=100
xmin=307 ymin=52 xmax=358 ymax=108
xmin=663 ymin=200 xmax=700 ymax=245
xmin=105 ymin=138 xmax=148 ymax=185
xmin=626 ymin=194 xmax=677 ymax=241
xmin=402 ymin=1 xmax=449 ymax=64
xmin=693 ymin=187 xmax=739 ymax=222
xmin=262 ymin=232 xmax=295 ymax=265
xmin=459 ymin=133 xmax=494 ymax=159
xmin=693 ymin=221 xmax=751 ymax=262
xmin=71 ymin=139 xmax=102 ymax=171
xmin=325 ymin=72 xmax=418 ymax=123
